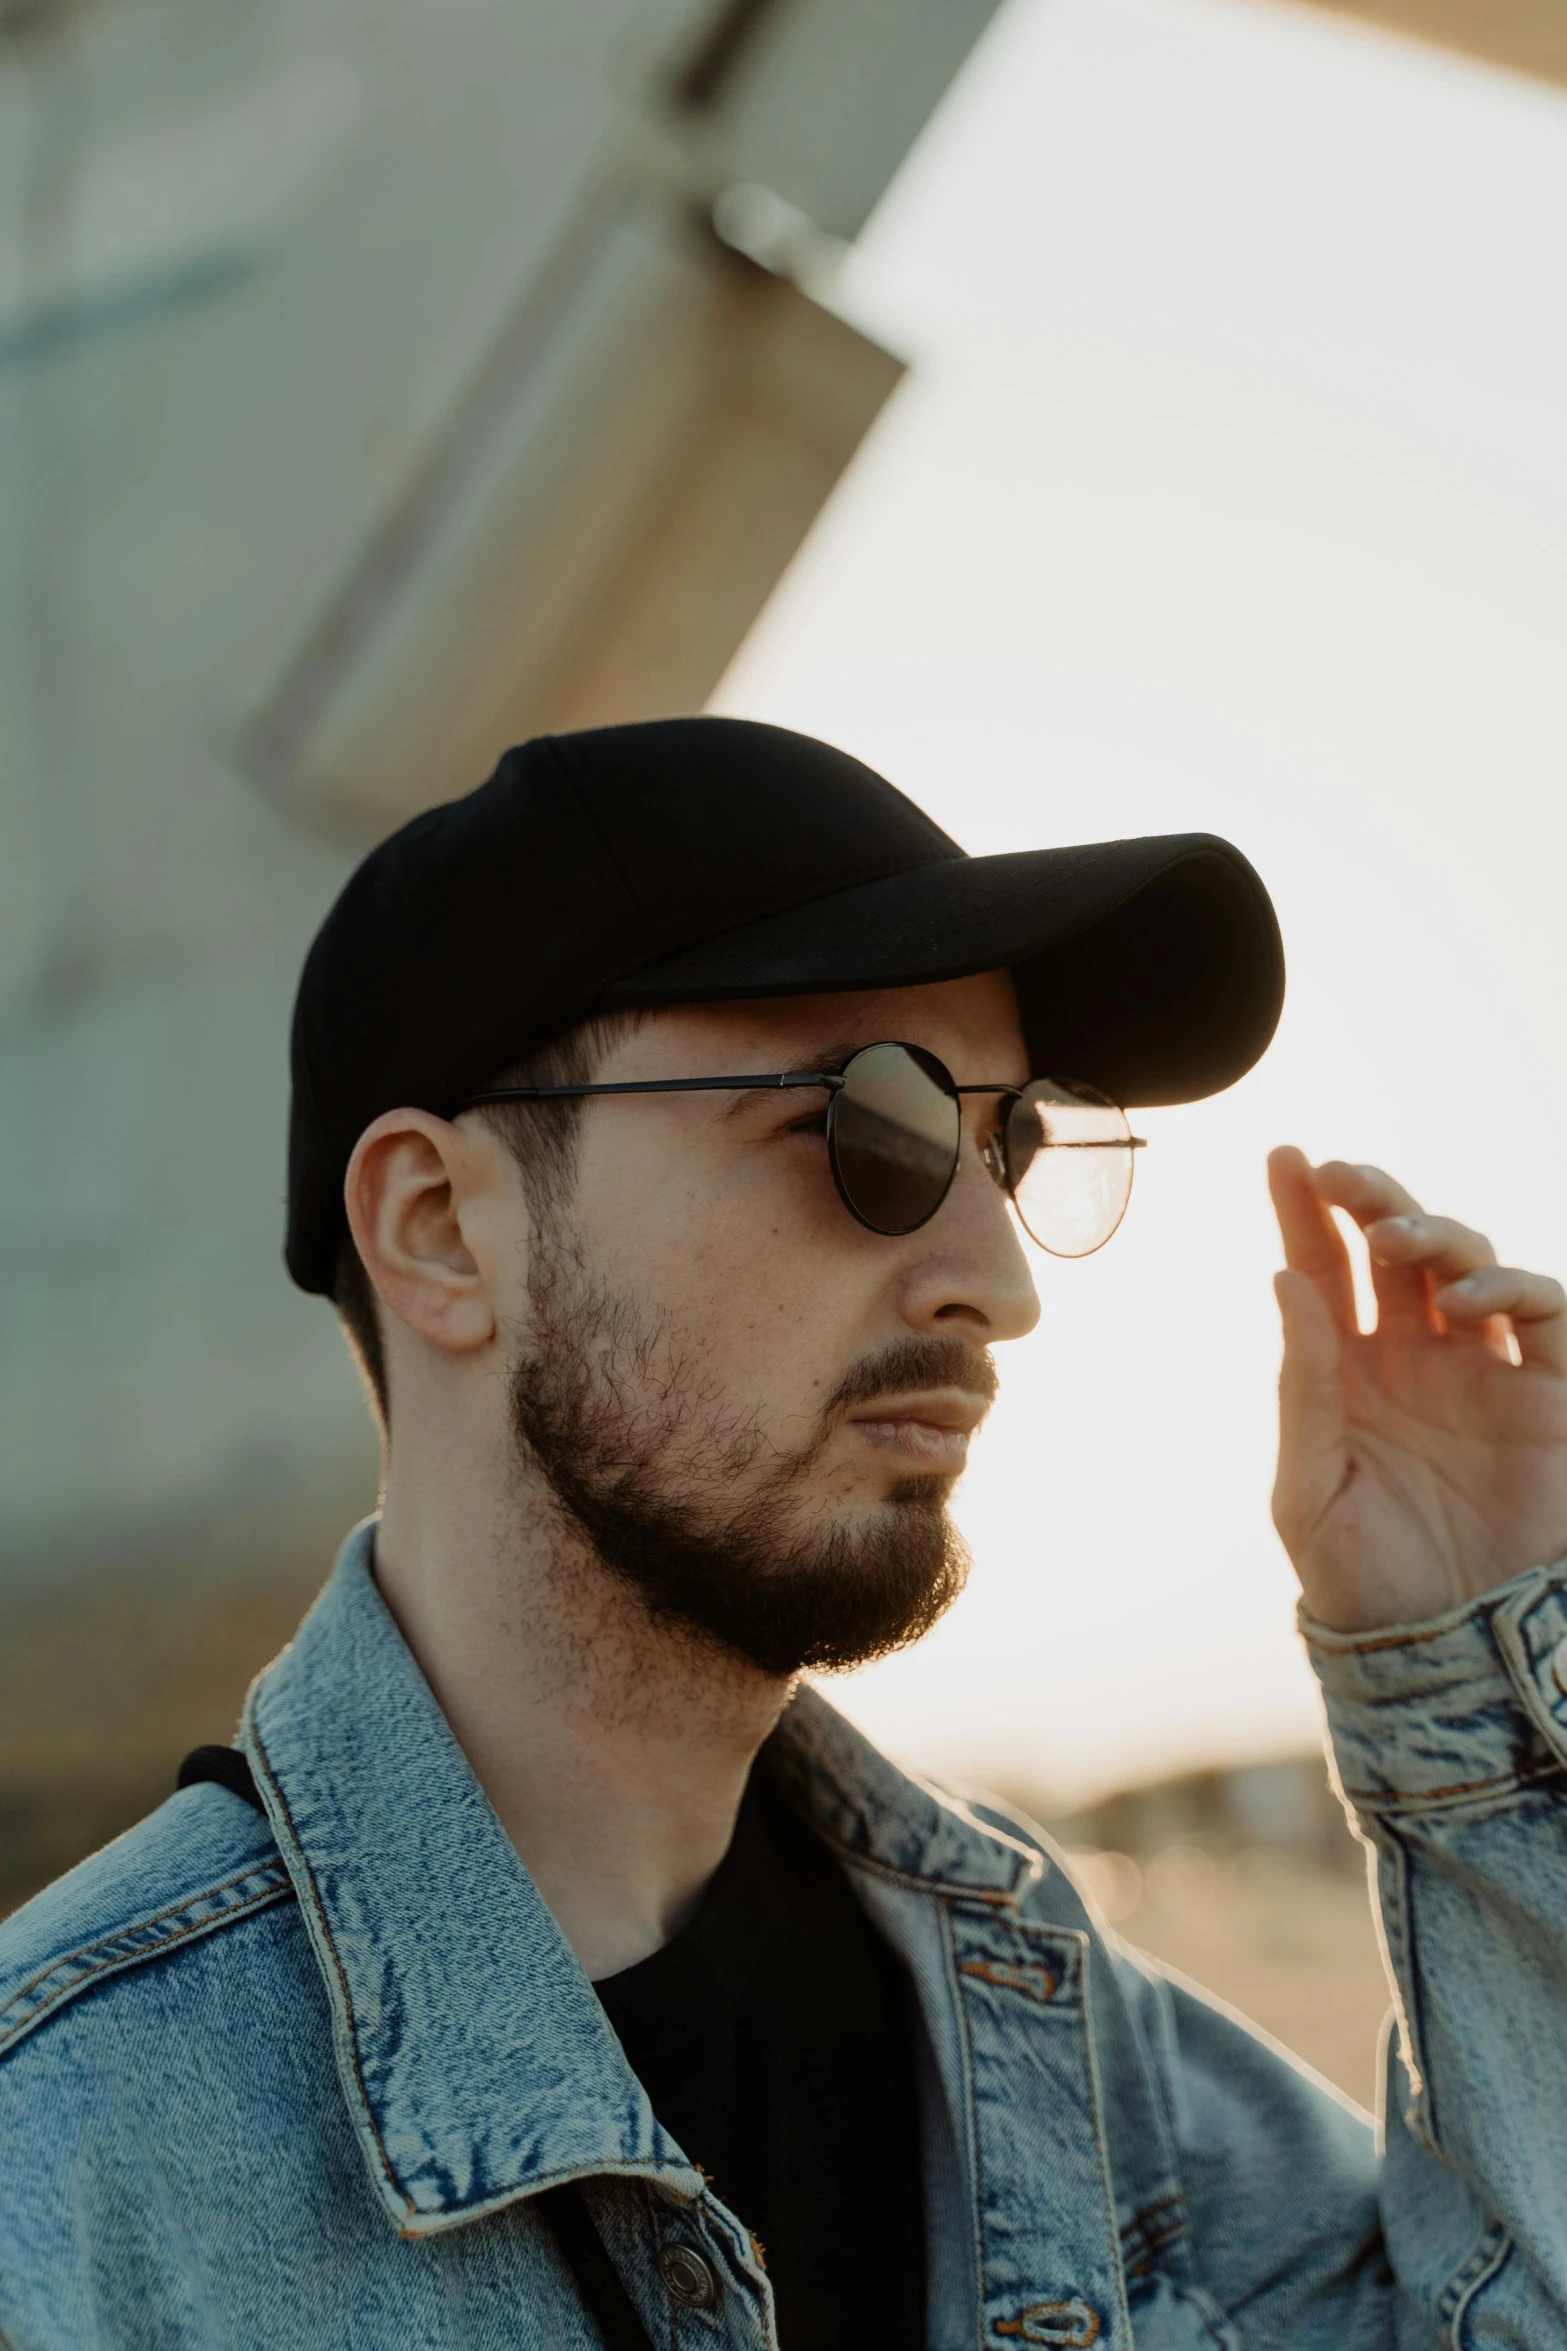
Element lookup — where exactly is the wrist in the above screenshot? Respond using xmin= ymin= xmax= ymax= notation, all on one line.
xmin=1291 ymin=1560 xmax=1480 ymax=1638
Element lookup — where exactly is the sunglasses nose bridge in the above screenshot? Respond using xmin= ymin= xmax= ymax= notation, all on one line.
xmin=979 ymin=1130 xmax=1009 ymax=1194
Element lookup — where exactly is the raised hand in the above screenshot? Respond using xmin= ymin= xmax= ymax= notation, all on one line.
xmin=1269 ymin=1146 xmax=1567 ymax=1633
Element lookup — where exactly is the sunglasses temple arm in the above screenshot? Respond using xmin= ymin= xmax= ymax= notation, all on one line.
xmin=467 ymin=1073 xmax=848 ymax=1103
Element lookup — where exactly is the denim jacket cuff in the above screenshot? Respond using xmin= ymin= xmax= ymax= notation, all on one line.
xmin=1301 ymin=1558 xmax=1567 ymax=1818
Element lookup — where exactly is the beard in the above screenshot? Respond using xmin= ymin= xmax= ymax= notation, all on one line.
xmin=507 ymin=1236 xmax=992 ymax=1679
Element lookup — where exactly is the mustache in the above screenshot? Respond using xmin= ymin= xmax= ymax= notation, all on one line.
xmin=822 ymin=1336 xmax=999 ymax=1423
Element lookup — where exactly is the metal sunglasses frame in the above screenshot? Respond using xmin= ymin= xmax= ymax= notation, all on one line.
xmin=466 ymin=1039 xmax=1146 ymax=1245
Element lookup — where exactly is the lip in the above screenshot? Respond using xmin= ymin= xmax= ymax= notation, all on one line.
xmin=846 ymin=1388 xmax=989 ymax=1471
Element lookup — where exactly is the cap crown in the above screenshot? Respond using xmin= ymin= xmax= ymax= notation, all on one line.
xmin=288 ymin=718 xmax=960 ymax=1291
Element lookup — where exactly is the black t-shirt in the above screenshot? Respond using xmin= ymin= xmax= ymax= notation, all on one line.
xmin=594 ymin=1772 xmax=926 ymax=2349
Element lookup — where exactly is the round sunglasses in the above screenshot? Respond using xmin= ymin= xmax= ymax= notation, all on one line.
xmin=468 ymin=1040 xmax=1145 ymax=1257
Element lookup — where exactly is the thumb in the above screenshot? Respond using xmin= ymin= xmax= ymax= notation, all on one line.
xmin=1275 ymin=1265 xmax=1342 ymax=1391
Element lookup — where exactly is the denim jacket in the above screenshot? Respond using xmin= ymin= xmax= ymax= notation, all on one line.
xmin=4 ymin=1521 xmax=1567 ymax=2349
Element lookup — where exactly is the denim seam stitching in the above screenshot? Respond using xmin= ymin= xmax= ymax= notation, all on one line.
xmin=1125 ymin=2189 xmax=1185 ymax=2233
xmin=0 ymin=1858 xmax=286 ymax=2020
xmin=815 ymin=1834 xmax=1022 ymax=1907
xmin=1308 ymin=1566 xmax=1565 ymax=1660
xmin=942 ymin=1897 xmax=990 ymax=2351
xmin=1312 ymin=1620 xmax=1475 ymax=1657
xmin=786 ymin=1781 xmax=1040 ymax=1903
xmin=246 ymin=1721 xmax=414 ymax=2220
xmin=956 ymin=1911 xmax=1126 ymax=2348
xmin=390 ymin=2159 xmax=700 ymax=2241
xmin=1339 ymin=1757 xmax=1561 ymax=1813
xmin=1438 ymin=2219 xmax=1512 ymax=2346
xmin=762 ymin=1750 xmax=1039 ymax=1904
xmin=1383 ymin=1829 xmax=1441 ymax=2161
xmin=1073 ymin=1929 xmax=1135 ymax=2347
xmin=1119 ymin=2189 xmax=1188 ymax=2275
xmin=0 ymin=1861 xmax=292 ymax=2053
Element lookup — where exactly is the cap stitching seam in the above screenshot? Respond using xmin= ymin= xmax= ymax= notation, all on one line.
xmin=538 ymin=737 xmax=652 ymax=949
xmin=541 ymin=735 xmax=967 ymax=976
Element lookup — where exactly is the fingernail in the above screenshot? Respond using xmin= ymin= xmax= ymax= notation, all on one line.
xmin=1447 ymin=1275 xmax=1480 ymax=1294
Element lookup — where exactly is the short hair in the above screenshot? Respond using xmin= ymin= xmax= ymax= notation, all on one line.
xmin=330 ymin=1010 xmax=642 ymax=1430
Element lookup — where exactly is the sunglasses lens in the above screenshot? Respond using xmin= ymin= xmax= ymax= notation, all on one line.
xmin=1007 ymin=1080 xmax=1135 ymax=1257
xmin=832 ymin=1044 xmax=961 ymax=1235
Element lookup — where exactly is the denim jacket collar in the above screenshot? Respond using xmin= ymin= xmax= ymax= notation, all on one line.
xmin=243 ymin=1523 xmax=698 ymax=2236
xmin=242 ymin=1522 xmax=1041 ymax=2238
xmin=758 ymin=1670 xmax=1044 ymax=1906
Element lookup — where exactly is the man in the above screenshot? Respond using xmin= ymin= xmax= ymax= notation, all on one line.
xmin=2 ymin=716 xmax=1565 ymax=2350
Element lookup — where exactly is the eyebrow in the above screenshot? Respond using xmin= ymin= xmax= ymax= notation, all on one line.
xmin=719 ymin=1043 xmax=860 ymax=1117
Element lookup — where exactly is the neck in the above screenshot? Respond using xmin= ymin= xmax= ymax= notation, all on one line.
xmin=373 ymin=1450 xmax=792 ymax=1981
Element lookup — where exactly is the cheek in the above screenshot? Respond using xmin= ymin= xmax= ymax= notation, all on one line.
xmin=577 ymin=1147 xmax=881 ymax=1403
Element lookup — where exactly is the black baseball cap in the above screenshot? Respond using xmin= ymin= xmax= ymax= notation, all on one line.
xmin=287 ymin=715 xmax=1283 ymax=1294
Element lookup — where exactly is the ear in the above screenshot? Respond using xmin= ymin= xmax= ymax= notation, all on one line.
xmin=344 ymin=1109 xmax=519 ymax=1357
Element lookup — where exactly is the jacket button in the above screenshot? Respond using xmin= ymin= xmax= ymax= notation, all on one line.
xmin=1551 ymin=1633 xmax=1567 ymax=1698
xmin=658 ymin=2242 xmax=719 ymax=2309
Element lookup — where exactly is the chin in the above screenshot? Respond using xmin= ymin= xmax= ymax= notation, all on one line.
xmin=885 ymin=1471 xmax=958 ymax=1510
xmin=816 ymin=1473 xmax=955 ymax=1532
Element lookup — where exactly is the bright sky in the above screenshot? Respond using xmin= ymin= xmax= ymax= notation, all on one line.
xmin=714 ymin=0 xmax=1567 ymax=1806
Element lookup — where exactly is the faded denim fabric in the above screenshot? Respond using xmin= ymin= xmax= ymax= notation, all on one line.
xmin=3 ymin=1523 xmax=1567 ymax=2349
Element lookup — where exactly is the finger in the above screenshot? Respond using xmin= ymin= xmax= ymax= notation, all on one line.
xmin=1312 ymin=1160 xmax=1425 ymax=1224
xmin=1367 ymin=1212 xmax=1499 ymax=1286
xmin=1362 ymin=1209 xmax=1496 ymax=1341
xmin=1311 ymin=1160 xmax=1429 ymax=1332
xmin=1435 ymin=1267 xmax=1567 ymax=1373
xmin=1366 ymin=1211 xmax=1500 ymax=1345
xmin=1269 ymin=1146 xmax=1357 ymax=1337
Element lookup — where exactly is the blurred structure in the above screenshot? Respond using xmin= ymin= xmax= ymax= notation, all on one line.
xmin=1304 ymin=0 xmax=1567 ymax=90
xmin=0 ymin=0 xmax=997 ymax=1895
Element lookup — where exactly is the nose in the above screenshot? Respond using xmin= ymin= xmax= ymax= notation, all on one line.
xmin=896 ymin=1142 xmax=1042 ymax=1344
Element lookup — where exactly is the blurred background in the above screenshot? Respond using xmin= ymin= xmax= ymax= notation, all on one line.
xmin=4 ymin=0 xmax=1566 ymax=2107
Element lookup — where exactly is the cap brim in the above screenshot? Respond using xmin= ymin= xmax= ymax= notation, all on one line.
xmin=603 ymin=833 xmax=1283 ymax=1107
